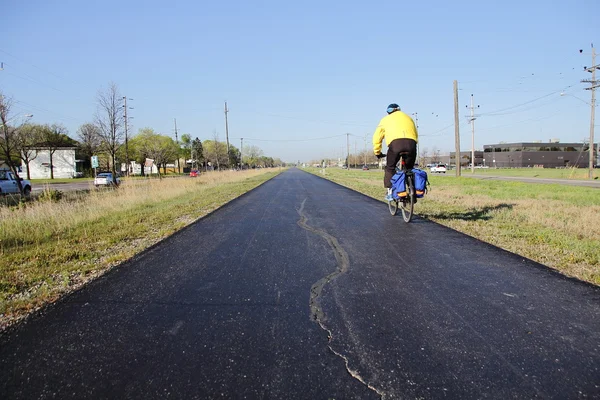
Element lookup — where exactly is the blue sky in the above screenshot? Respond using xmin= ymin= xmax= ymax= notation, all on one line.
xmin=1 ymin=0 xmax=598 ymax=162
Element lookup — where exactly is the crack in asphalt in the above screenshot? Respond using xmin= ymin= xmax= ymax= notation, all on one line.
xmin=296 ymin=198 xmax=385 ymax=399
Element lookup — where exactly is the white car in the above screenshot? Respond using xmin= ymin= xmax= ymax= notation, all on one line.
xmin=430 ymin=164 xmax=447 ymax=174
xmin=94 ymin=172 xmax=120 ymax=187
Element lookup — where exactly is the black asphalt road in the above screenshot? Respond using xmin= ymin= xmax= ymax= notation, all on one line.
xmin=1 ymin=168 xmax=599 ymax=399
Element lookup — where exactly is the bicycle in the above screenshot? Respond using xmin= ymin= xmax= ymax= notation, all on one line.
xmin=388 ymin=155 xmax=416 ymax=223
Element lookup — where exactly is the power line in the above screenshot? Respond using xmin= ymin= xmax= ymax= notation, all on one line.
xmin=476 ymin=109 xmax=563 ymax=132
xmin=12 ymin=99 xmax=82 ymax=123
xmin=234 ymin=134 xmax=346 ymax=142
xmin=2 ymin=66 xmax=75 ymax=97
xmin=478 ymin=84 xmax=577 ymax=117
xmin=241 ymin=110 xmax=372 ymax=127
xmin=0 ymin=49 xmax=78 ymax=86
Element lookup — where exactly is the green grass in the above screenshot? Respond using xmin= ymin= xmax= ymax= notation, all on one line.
xmin=307 ymin=167 xmax=600 ymax=286
xmin=0 ymin=170 xmax=280 ymax=330
xmin=461 ymin=167 xmax=599 ymax=180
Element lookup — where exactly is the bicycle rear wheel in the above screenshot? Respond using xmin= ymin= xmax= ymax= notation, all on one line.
xmin=401 ymin=175 xmax=414 ymax=223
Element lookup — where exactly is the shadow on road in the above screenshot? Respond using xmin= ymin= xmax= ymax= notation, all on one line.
xmin=424 ymin=203 xmax=515 ymax=221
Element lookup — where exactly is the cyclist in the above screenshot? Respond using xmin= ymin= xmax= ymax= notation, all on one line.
xmin=372 ymin=103 xmax=419 ymax=201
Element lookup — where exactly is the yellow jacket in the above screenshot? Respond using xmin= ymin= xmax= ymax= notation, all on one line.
xmin=372 ymin=111 xmax=418 ymax=155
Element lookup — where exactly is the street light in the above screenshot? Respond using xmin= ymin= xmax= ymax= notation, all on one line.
xmin=560 ymin=92 xmax=593 ymax=106
xmin=0 ymin=113 xmax=33 ymax=128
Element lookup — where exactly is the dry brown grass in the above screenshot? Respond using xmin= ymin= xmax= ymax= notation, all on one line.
xmin=0 ymin=169 xmax=281 ymax=331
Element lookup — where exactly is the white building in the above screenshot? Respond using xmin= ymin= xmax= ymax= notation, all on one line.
xmin=23 ymin=147 xmax=78 ymax=179
xmin=121 ymin=159 xmax=158 ymax=175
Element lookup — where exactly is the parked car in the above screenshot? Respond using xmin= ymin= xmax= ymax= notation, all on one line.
xmin=430 ymin=164 xmax=447 ymax=174
xmin=0 ymin=169 xmax=32 ymax=196
xmin=362 ymin=165 xmax=369 ymax=170
xmin=94 ymin=172 xmax=120 ymax=187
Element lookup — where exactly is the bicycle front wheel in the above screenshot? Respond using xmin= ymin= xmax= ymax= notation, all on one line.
xmin=401 ymin=175 xmax=414 ymax=223
xmin=388 ymin=199 xmax=398 ymax=216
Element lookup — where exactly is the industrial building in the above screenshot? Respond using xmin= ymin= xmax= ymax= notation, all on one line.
xmin=482 ymin=141 xmax=597 ymax=168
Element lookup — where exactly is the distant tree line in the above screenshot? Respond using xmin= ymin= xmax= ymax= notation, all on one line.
xmin=1 ymin=83 xmax=284 ymax=192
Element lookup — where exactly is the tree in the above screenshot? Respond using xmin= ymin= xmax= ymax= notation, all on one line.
xmin=42 ymin=123 xmax=72 ymax=179
xmin=191 ymin=138 xmax=203 ymax=170
xmin=130 ymin=128 xmax=178 ymax=178
xmin=432 ymin=146 xmax=441 ymax=163
xmin=244 ymin=145 xmax=263 ymax=168
xmin=95 ymin=83 xmax=124 ymax=183
xmin=15 ymin=123 xmax=44 ymax=180
xmin=420 ymin=147 xmax=429 ymax=166
xmin=180 ymin=133 xmax=192 ymax=164
xmin=228 ymin=146 xmax=241 ymax=168
xmin=159 ymin=135 xmax=179 ymax=174
xmin=212 ymin=131 xmax=228 ymax=170
xmin=128 ymin=127 xmax=152 ymax=176
xmin=77 ymin=123 xmax=101 ymax=167
xmin=203 ymin=132 xmax=228 ymax=170
xmin=0 ymin=92 xmax=26 ymax=194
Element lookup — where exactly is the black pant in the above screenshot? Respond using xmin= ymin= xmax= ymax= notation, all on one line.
xmin=384 ymin=138 xmax=417 ymax=188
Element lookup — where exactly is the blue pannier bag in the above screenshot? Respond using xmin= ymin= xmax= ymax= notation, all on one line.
xmin=390 ymin=170 xmax=407 ymax=200
xmin=412 ymin=168 xmax=429 ymax=198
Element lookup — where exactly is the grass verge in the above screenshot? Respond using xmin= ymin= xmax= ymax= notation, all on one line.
xmin=0 ymin=169 xmax=280 ymax=331
xmin=307 ymin=167 xmax=600 ymax=286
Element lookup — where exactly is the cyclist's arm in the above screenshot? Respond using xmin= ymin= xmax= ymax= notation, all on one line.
xmin=372 ymin=124 xmax=385 ymax=155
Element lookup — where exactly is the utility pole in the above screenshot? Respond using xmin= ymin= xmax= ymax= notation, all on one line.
xmin=582 ymin=44 xmax=599 ymax=179
xmin=224 ymin=101 xmax=230 ymax=166
xmin=346 ymin=133 xmax=350 ymax=168
xmin=364 ymin=134 xmax=367 ymax=166
xmin=123 ymin=97 xmax=133 ymax=176
xmin=174 ymin=118 xmax=180 ymax=174
xmin=240 ymin=137 xmax=244 ymax=169
xmin=466 ymin=94 xmax=480 ymax=173
xmin=412 ymin=112 xmax=419 ymax=164
xmin=354 ymin=141 xmax=357 ymax=168
xmin=453 ymin=80 xmax=461 ymax=177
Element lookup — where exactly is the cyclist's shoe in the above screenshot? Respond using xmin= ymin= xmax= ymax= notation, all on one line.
xmin=385 ymin=188 xmax=393 ymax=202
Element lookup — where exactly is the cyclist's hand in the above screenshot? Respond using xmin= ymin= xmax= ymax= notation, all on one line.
xmin=376 ymin=153 xmax=386 ymax=159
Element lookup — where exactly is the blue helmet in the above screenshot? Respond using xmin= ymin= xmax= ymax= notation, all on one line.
xmin=386 ymin=103 xmax=400 ymax=114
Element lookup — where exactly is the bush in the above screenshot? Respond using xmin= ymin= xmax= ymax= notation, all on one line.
xmin=38 ymin=189 xmax=63 ymax=202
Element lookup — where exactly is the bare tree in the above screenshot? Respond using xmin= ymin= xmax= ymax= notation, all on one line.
xmin=95 ymin=83 xmax=124 ymax=183
xmin=0 ymin=93 xmax=27 ymax=194
xmin=212 ymin=130 xmax=228 ymax=170
xmin=433 ymin=147 xmax=441 ymax=163
xmin=42 ymin=123 xmax=70 ymax=179
xmin=420 ymin=147 xmax=429 ymax=166
xmin=15 ymin=123 xmax=44 ymax=180
xmin=77 ymin=123 xmax=101 ymax=157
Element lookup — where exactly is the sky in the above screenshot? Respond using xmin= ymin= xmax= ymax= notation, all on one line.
xmin=1 ymin=0 xmax=598 ymax=163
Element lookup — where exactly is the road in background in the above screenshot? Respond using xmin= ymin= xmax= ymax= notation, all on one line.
xmin=427 ymin=171 xmax=600 ymax=188
xmin=468 ymin=174 xmax=600 ymax=187
xmin=1 ymin=168 xmax=599 ymax=399
xmin=31 ymin=180 xmax=95 ymax=193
